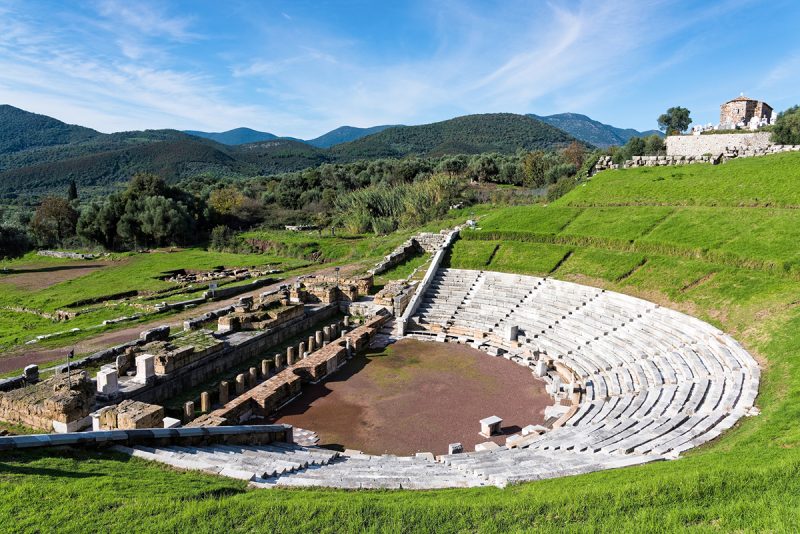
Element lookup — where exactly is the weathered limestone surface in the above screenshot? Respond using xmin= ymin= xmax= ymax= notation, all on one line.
xmin=96 ymin=400 xmax=164 ymax=430
xmin=0 ymin=371 xmax=95 ymax=432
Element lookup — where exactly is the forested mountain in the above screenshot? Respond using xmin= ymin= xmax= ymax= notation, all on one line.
xmin=529 ymin=113 xmax=662 ymax=148
xmin=0 ymin=105 xmax=101 ymax=154
xmin=306 ymin=125 xmax=398 ymax=148
xmin=186 ymin=124 xmax=397 ymax=148
xmin=329 ymin=114 xmax=581 ymax=160
xmin=184 ymin=127 xmax=282 ymax=145
xmin=0 ymin=107 xmax=584 ymax=196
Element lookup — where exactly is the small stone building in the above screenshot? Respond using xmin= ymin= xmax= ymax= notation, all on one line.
xmin=720 ymin=96 xmax=773 ymax=129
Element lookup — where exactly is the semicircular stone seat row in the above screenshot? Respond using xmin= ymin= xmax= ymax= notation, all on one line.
xmin=406 ymin=268 xmax=759 ymax=484
xmin=116 ymin=268 xmax=759 ymax=489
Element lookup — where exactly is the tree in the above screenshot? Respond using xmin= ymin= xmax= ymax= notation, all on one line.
xmin=644 ymin=135 xmax=666 ymax=155
xmin=772 ymin=106 xmax=800 ymax=145
xmin=0 ymin=224 xmax=30 ymax=259
xmin=67 ymin=180 xmax=78 ymax=201
xmin=562 ymin=141 xmax=586 ymax=168
xmin=522 ymin=150 xmax=548 ymax=187
xmin=208 ymin=187 xmax=245 ymax=216
xmin=468 ymin=154 xmax=498 ymax=184
xmin=658 ymin=107 xmax=692 ymax=135
xmin=29 ymin=197 xmax=78 ymax=247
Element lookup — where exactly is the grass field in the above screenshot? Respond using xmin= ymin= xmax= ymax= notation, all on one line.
xmin=3 ymin=153 xmax=800 ymax=531
xmin=0 ymin=249 xmax=308 ymax=353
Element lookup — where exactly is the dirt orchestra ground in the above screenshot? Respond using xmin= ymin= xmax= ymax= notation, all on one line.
xmin=270 ymin=338 xmax=551 ymax=456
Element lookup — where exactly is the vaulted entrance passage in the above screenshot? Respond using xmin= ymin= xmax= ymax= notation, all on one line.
xmin=269 ymin=337 xmax=551 ymax=455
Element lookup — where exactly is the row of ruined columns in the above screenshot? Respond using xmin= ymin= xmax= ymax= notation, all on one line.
xmin=183 ymin=315 xmax=351 ymax=422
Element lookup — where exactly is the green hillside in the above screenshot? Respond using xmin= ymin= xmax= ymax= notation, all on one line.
xmin=305 ymin=124 xmax=398 ymax=148
xmin=0 ymin=105 xmax=100 ymax=155
xmin=0 ymin=109 xmax=581 ymax=196
xmin=184 ymin=127 xmax=282 ymax=145
xmin=330 ymin=113 xmax=581 ymax=160
xmin=3 ymin=153 xmax=800 ymax=531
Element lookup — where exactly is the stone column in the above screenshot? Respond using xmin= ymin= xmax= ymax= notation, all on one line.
xmin=286 ymin=346 xmax=296 ymax=366
xmin=200 ymin=391 xmax=211 ymax=413
xmin=261 ymin=359 xmax=270 ymax=377
xmin=219 ymin=381 xmax=229 ymax=404
xmin=275 ymin=353 xmax=285 ymax=369
xmin=249 ymin=367 xmax=258 ymax=387
xmin=323 ymin=326 xmax=331 ymax=344
xmin=307 ymin=335 xmax=316 ymax=353
xmin=315 ymin=330 xmax=324 ymax=347
xmin=183 ymin=401 xmax=195 ymax=423
xmin=298 ymin=342 xmax=306 ymax=359
xmin=343 ymin=315 xmax=350 ymax=327
xmin=345 ymin=338 xmax=353 ymax=359
xmin=235 ymin=373 xmax=246 ymax=394
xmin=331 ymin=322 xmax=339 ymax=339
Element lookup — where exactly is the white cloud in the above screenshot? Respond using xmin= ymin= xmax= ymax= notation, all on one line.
xmin=0 ymin=0 xmax=782 ymax=138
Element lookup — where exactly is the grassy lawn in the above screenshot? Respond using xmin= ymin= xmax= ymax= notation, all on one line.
xmin=562 ymin=151 xmax=800 ymax=207
xmin=488 ymin=241 xmax=572 ymax=275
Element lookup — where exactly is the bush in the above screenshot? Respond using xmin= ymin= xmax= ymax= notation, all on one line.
xmin=209 ymin=225 xmax=235 ymax=252
xmin=545 ymin=163 xmax=577 ymax=184
xmin=546 ymin=176 xmax=578 ymax=202
xmin=772 ymin=106 xmax=800 ymax=145
xmin=0 ymin=224 xmax=31 ymax=259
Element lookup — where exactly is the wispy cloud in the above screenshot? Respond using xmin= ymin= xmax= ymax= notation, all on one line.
xmin=0 ymin=0 xmax=789 ymax=137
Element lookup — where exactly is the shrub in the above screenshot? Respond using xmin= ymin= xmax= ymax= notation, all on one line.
xmin=772 ymin=106 xmax=800 ymax=145
xmin=546 ymin=176 xmax=578 ymax=202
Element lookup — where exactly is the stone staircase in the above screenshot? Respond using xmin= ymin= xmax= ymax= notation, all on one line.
xmin=253 ymin=451 xmax=489 ymax=489
xmin=113 ymin=442 xmax=339 ymax=481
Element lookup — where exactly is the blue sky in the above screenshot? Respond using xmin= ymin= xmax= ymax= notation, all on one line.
xmin=0 ymin=0 xmax=798 ymax=138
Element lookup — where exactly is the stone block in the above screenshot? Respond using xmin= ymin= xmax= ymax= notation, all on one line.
xmin=163 ymin=417 xmax=181 ymax=428
xmin=132 ymin=354 xmax=155 ymax=384
xmin=474 ymin=441 xmax=501 ymax=452
xmin=534 ymin=360 xmax=548 ymax=377
xmin=23 ymin=365 xmax=39 ymax=383
xmin=96 ymin=368 xmax=118 ymax=395
xmin=183 ymin=401 xmax=195 ymax=423
xmin=139 ymin=325 xmax=169 ymax=343
xmin=249 ymin=367 xmax=258 ymax=387
xmin=479 ymin=415 xmax=502 ymax=437
xmin=448 ymin=443 xmax=463 ymax=454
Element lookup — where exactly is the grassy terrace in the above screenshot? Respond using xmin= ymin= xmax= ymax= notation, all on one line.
xmin=3 ymin=155 xmax=800 ymax=530
xmin=0 ymin=249 xmax=308 ymax=353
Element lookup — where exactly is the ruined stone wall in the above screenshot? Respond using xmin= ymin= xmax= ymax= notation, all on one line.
xmin=666 ymin=132 xmax=772 ymax=157
xmin=188 ymin=312 xmax=389 ymax=427
xmin=125 ymin=305 xmax=339 ymax=405
xmin=0 ymin=371 xmax=95 ymax=432
xmin=96 ymin=400 xmax=164 ymax=430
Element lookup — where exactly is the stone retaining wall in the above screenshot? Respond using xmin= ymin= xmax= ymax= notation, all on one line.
xmin=0 ymin=424 xmax=292 ymax=452
xmin=189 ymin=312 xmax=389 ymax=427
xmin=666 ymin=132 xmax=772 ymax=157
xmin=0 ymin=371 xmax=95 ymax=432
xmin=124 ymin=305 xmax=339 ymax=405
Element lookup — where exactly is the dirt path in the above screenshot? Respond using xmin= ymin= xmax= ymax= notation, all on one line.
xmin=0 ymin=263 xmax=362 ymax=374
xmin=269 ymin=338 xmax=551 ymax=456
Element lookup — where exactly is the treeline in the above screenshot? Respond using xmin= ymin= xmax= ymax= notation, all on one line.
xmin=1 ymin=142 xmax=599 ymax=258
